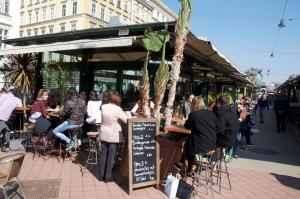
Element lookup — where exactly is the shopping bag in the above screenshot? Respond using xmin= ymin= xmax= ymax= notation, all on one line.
xmin=165 ymin=173 xmax=180 ymax=198
xmin=176 ymin=180 xmax=194 ymax=199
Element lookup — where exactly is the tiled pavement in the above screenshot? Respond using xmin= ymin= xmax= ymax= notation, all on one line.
xmin=1 ymin=110 xmax=300 ymax=199
xmin=11 ymin=152 xmax=298 ymax=199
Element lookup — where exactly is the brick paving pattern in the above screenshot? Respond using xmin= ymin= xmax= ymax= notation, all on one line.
xmin=1 ymin=110 xmax=300 ymax=198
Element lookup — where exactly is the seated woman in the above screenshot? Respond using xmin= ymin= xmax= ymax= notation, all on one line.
xmin=47 ymin=92 xmax=61 ymax=112
xmin=86 ymin=90 xmax=102 ymax=131
xmin=29 ymin=89 xmax=52 ymax=136
xmin=99 ymin=90 xmax=128 ymax=182
xmin=176 ymin=96 xmax=219 ymax=173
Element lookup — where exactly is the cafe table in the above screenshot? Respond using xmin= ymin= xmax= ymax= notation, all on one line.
xmin=160 ymin=124 xmax=191 ymax=181
xmin=14 ymin=106 xmax=32 ymax=131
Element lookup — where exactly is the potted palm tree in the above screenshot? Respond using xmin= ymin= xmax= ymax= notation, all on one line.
xmin=5 ymin=53 xmax=37 ymax=120
xmin=165 ymin=0 xmax=192 ymax=125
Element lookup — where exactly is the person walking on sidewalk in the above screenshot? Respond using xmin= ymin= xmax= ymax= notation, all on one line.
xmin=273 ymin=93 xmax=289 ymax=132
xmin=257 ymin=94 xmax=269 ymax=124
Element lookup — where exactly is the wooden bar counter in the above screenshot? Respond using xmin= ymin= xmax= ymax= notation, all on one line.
xmin=158 ymin=124 xmax=191 ymax=181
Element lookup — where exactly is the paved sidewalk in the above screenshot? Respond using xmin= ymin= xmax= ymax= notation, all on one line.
xmin=1 ymin=109 xmax=300 ymax=198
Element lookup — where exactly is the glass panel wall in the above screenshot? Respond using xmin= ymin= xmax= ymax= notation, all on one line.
xmin=94 ymin=70 xmax=117 ymax=94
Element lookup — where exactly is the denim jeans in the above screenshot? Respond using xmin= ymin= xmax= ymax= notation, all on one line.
xmin=52 ymin=121 xmax=82 ymax=143
xmin=99 ymin=141 xmax=117 ymax=180
xmin=232 ymin=132 xmax=242 ymax=156
xmin=259 ymin=107 xmax=266 ymax=122
xmin=0 ymin=120 xmax=10 ymax=145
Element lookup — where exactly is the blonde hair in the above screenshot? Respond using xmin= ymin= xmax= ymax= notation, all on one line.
xmin=191 ymin=96 xmax=206 ymax=112
xmin=37 ymin=89 xmax=48 ymax=100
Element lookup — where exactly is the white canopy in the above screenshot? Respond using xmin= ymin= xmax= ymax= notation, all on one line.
xmin=0 ymin=37 xmax=134 ymax=55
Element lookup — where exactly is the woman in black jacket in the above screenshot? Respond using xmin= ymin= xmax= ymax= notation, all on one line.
xmin=215 ymin=95 xmax=240 ymax=148
xmin=176 ymin=96 xmax=219 ymax=172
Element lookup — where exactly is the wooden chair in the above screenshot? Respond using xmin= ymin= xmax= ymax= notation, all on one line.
xmin=0 ymin=153 xmax=27 ymax=199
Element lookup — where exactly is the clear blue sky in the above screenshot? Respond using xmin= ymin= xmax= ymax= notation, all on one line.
xmin=162 ymin=0 xmax=300 ymax=83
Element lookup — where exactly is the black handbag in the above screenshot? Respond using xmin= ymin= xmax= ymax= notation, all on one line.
xmin=176 ymin=180 xmax=194 ymax=199
xmin=34 ymin=116 xmax=51 ymax=135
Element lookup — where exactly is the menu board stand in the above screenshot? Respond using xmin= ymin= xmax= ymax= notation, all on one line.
xmin=128 ymin=118 xmax=160 ymax=194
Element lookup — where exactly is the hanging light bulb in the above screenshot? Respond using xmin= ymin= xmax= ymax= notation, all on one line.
xmin=278 ymin=19 xmax=285 ymax=28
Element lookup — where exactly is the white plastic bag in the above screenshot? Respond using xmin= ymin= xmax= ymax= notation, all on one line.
xmin=165 ymin=173 xmax=180 ymax=198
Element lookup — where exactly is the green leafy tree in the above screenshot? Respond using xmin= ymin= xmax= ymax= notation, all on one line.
xmin=141 ymin=27 xmax=170 ymax=118
xmin=245 ymin=67 xmax=263 ymax=87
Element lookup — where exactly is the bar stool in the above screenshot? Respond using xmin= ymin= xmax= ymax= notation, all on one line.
xmin=192 ymin=150 xmax=216 ymax=199
xmin=212 ymin=147 xmax=232 ymax=193
xmin=81 ymin=131 xmax=99 ymax=176
xmin=64 ymin=127 xmax=82 ymax=161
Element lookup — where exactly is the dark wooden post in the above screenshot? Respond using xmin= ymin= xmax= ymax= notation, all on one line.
xmin=34 ymin=53 xmax=43 ymax=100
xmin=80 ymin=50 xmax=94 ymax=95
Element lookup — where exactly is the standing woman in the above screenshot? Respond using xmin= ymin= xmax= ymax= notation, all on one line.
xmin=99 ymin=90 xmax=127 ymax=182
xmin=86 ymin=90 xmax=102 ymax=131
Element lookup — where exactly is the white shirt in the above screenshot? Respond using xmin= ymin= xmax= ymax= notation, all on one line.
xmin=0 ymin=93 xmax=23 ymax=122
xmin=131 ymin=100 xmax=155 ymax=114
xmin=86 ymin=100 xmax=102 ymax=124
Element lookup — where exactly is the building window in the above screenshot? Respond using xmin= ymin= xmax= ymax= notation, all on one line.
xmin=0 ymin=29 xmax=8 ymax=48
xmin=124 ymin=0 xmax=128 ymax=12
xmin=50 ymin=6 xmax=54 ymax=19
xmin=91 ymin=3 xmax=96 ymax=16
xmin=100 ymin=6 xmax=105 ymax=21
xmin=19 ymin=31 xmax=23 ymax=37
xmin=27 ymin=30 xmax=31 ymax=37
xmin=42 ymin=7 xmax=46 ymax=20
xmin=2 ymin=0 xmax=9 ymax=14
xmin=35 ymin=10 xmax=39 ymax=22
xmin=72 ymin=1 xmax=77 ymax=15
xmin=108 ymin=9 xmax=113 ymax=20
xmin=0 ymin=0 xmax=9 ymax=14
xmin=41 ymin=28 xmax=45 ymax=34
xmin=117 ymin=0 xmax=120 ymax=8
xmin=48 ymin=26 xmax=53 ymax=33
xmin=35 ymin=0 xmax=40 ymax=4
xmin=29 ymin=0 xmax=32 ymax=5
xmin=34 ymin=29 xmax=38 ymax=36
xmin=28 ymin=12 xmax=32 ymax=24
xmin=71 ymin=22 xmax=76 ymax=30
xmin=109 ymin=0 xmax=114 ymax=5
xmin=20 ymin=13 xmax=24 ymax=25
xmin=60 ymin=24 xmax=65 ymax=32
xmin=21 ymin=0 xmax=24 ymax=7
xmin=61 ymin=4 xmax=66 ymax=17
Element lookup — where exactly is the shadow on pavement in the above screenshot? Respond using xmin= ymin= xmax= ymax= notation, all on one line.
xmin=271 ymin=173 xmax=300 ymax=190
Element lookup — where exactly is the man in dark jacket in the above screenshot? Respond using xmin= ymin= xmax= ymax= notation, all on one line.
xmin=215 ymin=95 xmax=240 ymax=148
xmin=53 ymin=87 xmax=86 ymax=151
xmin=273 ymin=93 xmax=289 ymax=132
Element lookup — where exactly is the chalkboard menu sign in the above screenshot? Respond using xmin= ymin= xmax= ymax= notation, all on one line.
xmin=128 ymin=118 xmax=160 ymax=194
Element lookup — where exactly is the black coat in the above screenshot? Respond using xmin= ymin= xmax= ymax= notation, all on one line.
xmin=215 ymin=106 xmax=240 ymax=147
xmin=184 ymin=109 xmax=218 ymax=155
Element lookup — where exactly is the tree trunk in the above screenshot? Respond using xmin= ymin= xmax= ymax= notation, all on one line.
xmin=165 ymin=0 xmax=191 ymax=126
xmin=140 ymin=51 xmax=151 ymax=118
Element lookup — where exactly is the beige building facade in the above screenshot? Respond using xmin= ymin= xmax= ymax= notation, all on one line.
xmin=19 ymin=0 xmax=176 ymax=37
